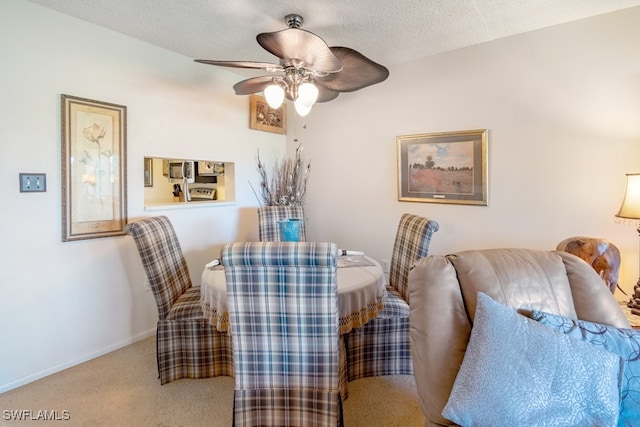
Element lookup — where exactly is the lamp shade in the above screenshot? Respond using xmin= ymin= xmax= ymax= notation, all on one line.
xmin=297 ymin=82 xmax=319 ymax=107
xmin=616 ymin=173 xmax=640 ymax=220
xmin=264 ymin=84 xmax=285 ymax=109
xmin=294 ymin=101 xmax=312 ymax=117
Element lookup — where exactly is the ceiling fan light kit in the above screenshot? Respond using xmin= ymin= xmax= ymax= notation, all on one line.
xmin=195 ymin=14 xmax=389 ymax=117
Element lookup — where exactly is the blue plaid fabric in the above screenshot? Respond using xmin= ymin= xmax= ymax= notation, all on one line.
xmin=126 ymin=216 xmax=233 ymax=385
xmin=345 ymin=214 xmax=439 ymax=380
xmin=222 ymin=242 xmax=342 ymax=426
xmin=258 ymin=206 xmax=306 ymax=242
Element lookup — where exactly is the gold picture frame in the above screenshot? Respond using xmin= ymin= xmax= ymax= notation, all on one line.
xmin=397 ymin=129 xmax=488 ymax=205
xmin=249 ymin=94 xmax=286 ymax=134
xmin=61 ymin=94 xmax=127 ymax=241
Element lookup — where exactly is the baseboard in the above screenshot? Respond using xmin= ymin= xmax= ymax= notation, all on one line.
xmin=0 ymin=328 xmax=156 ymax=394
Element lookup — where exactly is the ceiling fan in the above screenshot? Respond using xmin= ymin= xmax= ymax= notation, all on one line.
xmin=194 ymin=14 xmax=389 ymax=116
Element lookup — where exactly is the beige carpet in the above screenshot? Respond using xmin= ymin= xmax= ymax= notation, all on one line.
xmin=0 ymin=336 xmax=425 ymax=426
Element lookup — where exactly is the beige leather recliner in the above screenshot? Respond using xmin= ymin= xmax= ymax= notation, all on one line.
xmin=408 ymin=248 xmax=630 ymax=426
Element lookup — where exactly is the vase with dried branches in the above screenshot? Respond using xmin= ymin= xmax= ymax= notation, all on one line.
xmin=255 ymin=145 xmax=310 ymax=206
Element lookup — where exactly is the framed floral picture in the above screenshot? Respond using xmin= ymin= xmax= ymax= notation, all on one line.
xmin=61 ymin=94 xmax=127 ymax=241
xmin=397 ymin=129 xmax=488 ymax=205
xmin=249 ymin=94 xmax=286 ymax=134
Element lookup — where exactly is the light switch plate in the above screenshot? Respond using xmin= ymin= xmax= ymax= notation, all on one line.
xmin=19 ymin=173 xmax=46 ymax=192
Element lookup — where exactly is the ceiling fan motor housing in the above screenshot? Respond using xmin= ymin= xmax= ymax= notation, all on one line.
xmin=285 ymin=14 xmax=304 ymax=29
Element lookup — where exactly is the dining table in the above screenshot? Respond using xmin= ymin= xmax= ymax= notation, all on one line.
xmin=200 ymin=254 xmax=386 ymax=336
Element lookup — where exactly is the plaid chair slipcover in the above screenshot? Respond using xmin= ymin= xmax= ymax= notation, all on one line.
xmin=125 ymin=216 xmax=233 ymax=385
xmin=222 ymin=241 xmax=343 ymax=427
xmin=345 ymin=213 xmax=439 ymax=380
xmin=258 ymin=206 xmax=306 ymax=241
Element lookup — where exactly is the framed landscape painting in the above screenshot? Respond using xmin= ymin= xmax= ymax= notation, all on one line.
xmin=397 ymin=129 xmax=488 ymax=205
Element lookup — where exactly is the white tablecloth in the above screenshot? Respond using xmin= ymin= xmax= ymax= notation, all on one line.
xmin=200 ymin=255 xmax=386 ymax=335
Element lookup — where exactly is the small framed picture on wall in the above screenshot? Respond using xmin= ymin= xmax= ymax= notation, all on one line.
xmin=249 ymin=94 xmax=286 ymax=134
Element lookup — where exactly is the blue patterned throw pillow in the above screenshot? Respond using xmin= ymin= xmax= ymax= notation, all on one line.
xmin=441 ymin=292 xmax=623 ymax=427
xmin=532 ymin=309 xmax=640 ymax=427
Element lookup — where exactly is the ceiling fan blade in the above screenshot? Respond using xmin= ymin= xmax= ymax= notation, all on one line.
xmin=316 ymin=86 xmax=340 ymax=103
xmin=257 ymin=28 xmax=342 ymax=73
xmin=194 ymin=59 xmax=283 ymax=72
xmin=232 ymin=76 xmax=277 ymax=95
xmin=315 ymin=47 xmax=389 ymax=92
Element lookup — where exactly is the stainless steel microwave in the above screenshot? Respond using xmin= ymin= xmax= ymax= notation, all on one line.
xmin=168 ymin=160 xmax=195 ymax=183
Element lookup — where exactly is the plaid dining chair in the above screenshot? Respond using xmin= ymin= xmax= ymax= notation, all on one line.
xmin=125 ymin=216 xmax=233 ymax=384
xmin=258 ymin=205 xmax=306 ymax=241
xmin=345 ymin=213 xmax=439 ymax=380
xmin=222 ymin=241 xmax=343 ymax=427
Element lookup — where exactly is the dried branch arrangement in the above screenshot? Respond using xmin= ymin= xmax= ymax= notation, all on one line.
xmin=256 ymin=145 xmax=310 ymax=206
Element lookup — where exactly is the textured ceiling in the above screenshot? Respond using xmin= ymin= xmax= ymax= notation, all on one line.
xmin=28 ymin=0 xmax=640 ymax=67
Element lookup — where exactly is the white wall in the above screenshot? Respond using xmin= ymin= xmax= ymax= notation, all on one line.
xmin=0 ymin=0 xmax=285 ymax=392
xmin=2 ymin=0 xmax=640 ymax=393
xmin=294 ymin=8 xmax=640 ymax=291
